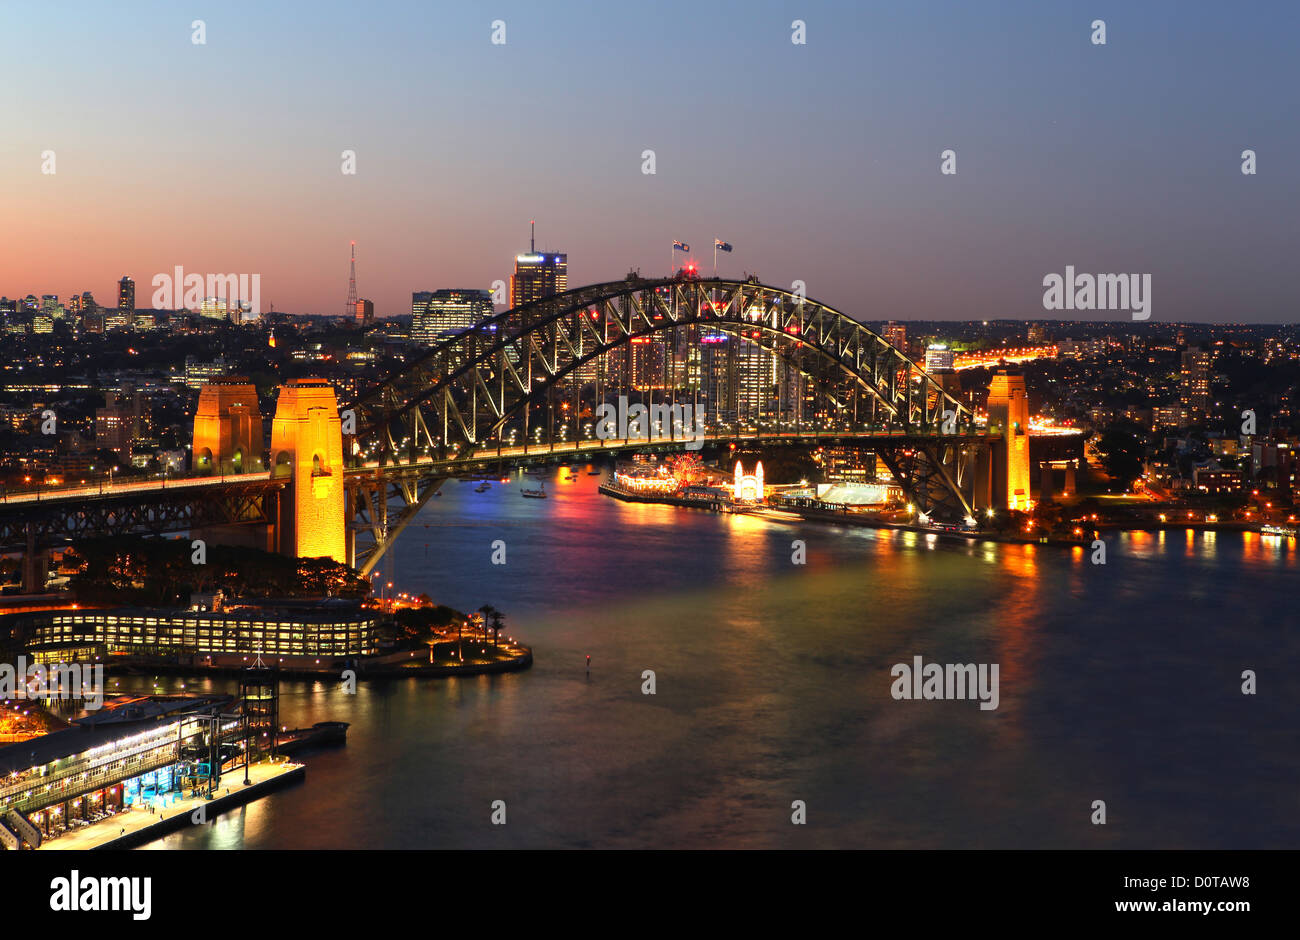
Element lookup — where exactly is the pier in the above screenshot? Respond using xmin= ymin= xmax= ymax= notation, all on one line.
xmin=39 ymin=760 xmax=304 ymax=850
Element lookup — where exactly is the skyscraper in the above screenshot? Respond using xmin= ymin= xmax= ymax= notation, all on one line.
xmin=1179 ymin=346 xmax=1212 ymax=420
xmin=509 ymin=223 xmax=567 ymax=309
xmin=884 ymin=321 xmax=908 ymax=356
xmin=355 ymin=299 xmax=375 ymax=326
xmin=411 ymin=289 xmax=494 ymax=345
xmin=118 ymin=277 xmax=135 ymax=315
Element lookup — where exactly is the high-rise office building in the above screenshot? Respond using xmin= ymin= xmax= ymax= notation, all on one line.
xmin=629 ymin=337 xmax=667 ymax=391
xmin=118 ymin=277 xmax=135 ymax=315
xmin=884 ymin=321 xmax=908 ymax=356
xmin=924 ymin=343 xmax=954 ymax=373
xmin=354 ymin=298 xmax=375 ymax=326
xmin=509 ymin=224 xmax=566 ymax=310
xmin=200 ymin=297 xmax=228 ymax=320
xmin=411 ymin=289 xmax=494 ymax=345
xmin=1179 ymin=346 xmax=1212 ymax=419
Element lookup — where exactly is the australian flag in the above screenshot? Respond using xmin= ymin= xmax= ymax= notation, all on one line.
xmin=714 ymin=239 xmax=733 ymax=252
xmin=673 ymin=240 xmax=690 ymax=252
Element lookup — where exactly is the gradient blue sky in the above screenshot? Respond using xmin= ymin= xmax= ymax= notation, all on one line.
xmin=2 ymin=0 xmax=1297 ymax=321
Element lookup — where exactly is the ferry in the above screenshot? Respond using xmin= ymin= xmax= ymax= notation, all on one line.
xmin=276 ymin=721 xmax=349 ymax=756
xmin=521 ymin=484 xmax=547 ymax=499
xmin=1260 ymin=524 xmax=1297 ymax=538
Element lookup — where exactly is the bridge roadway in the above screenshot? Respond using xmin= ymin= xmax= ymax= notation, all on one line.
xmin=0 ymin=428 xmax=996 ymax=508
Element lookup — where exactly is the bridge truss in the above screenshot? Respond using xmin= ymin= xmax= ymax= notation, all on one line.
xmin=344 ymin=276 xmax=990 ymax=572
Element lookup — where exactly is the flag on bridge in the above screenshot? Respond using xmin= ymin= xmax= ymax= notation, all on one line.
xmin=673 ymin=240 xmax=690 ymax=252
xmin=714 ymin=240 xmax=733 ymax=252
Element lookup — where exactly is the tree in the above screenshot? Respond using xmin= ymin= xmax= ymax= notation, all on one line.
xmin=487 ymin=609 xmax=505 ymax=648
xmin=477 ymin=604 xmax=498 ymax=644
xmin=1095 ymin=422 xmax=1145 ymax=491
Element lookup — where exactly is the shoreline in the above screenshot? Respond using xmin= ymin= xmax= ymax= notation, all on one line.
xmin=103 ymin=646 xmax=533 ymax=681
xmin=598 ymin=484 xmax=1276 ymax=548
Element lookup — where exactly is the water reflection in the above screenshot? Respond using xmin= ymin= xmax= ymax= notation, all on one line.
xmin=115 ymin=476 xmax=1300 ymax=849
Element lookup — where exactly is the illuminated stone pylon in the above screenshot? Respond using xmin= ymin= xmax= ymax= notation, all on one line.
xmin=192 ymin=378 xmax=264 ymax=475
xmin=270 ymin=379 xmax=346 ymax=562
xmin=985 ymin=368 xmax=1032 ymax=511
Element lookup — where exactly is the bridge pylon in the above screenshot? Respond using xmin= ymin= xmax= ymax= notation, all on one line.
xmin=270 ymin=379 xmax=347 ymax=563
xmin=985 ymin=368 xmax=1033 ymax=512
xmin=192 ymin=378 xmax=265 ymax=475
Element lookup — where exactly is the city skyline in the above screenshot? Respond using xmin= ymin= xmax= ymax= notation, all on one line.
xmin=2 ymin=0 xmax=1297 ymax=322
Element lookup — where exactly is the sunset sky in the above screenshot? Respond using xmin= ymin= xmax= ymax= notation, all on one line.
xmin=2 ymin=0 xmax=1296 ymax=321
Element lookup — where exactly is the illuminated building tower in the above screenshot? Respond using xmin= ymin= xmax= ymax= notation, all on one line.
xmin=95 ymin=391 xmax=148 ymax=459
xmin=924 ymin=343 xmax=954 ymax=373
xmin=985 ymin=368 xmax=1031 ymax=511
xmin=354 ymin=298 xmax=374 ymax=326
xmin=117 ymin=277 xmax=135 ymax=315
xmin=884 ymin=321 xmax=908 ymax=356
xmin=1179 ymin=345 xmax=1212 ymax=420
xmin=508 ymin=223 xmax=567 ymax=325
xmin=200 ymin=297 xmax=228 ymax=320
xmin=270 ymin=379 xmax=346 ymax=563
xmin=411 ymin=289 xmax=493 ymax=344
xmin=630 ymin=337 xmax=667 ymax=390
xmin=192 ymin=378 xmax=265 ymax=474
xmin=923 ymin=343 xmax=963 ymax=416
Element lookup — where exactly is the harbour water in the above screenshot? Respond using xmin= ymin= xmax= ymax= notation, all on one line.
xmin=132 ymin=467 xmax=1300 ymax=849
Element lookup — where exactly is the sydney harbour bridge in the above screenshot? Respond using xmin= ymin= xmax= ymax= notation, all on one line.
xmin=0 ymin=274 xmax=1032 ymax=590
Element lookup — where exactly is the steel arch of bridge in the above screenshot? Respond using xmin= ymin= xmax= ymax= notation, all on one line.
xmin=349 ymin=276 xmax=974 ymax=463
xmin=343 ymin=277 xmax=986 ymax=574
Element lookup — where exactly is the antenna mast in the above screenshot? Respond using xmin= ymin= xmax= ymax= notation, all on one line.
xmin=345 ymin=241 xmax=358 ymax=317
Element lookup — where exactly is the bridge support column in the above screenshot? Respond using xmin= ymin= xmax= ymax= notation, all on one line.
xmin=22 ymin=524 xmax=48 ymax=594
xmin=344 ymin=486 xmax=356 ymax=569
xmin=969 ymin=446 xmax=993 ymax=514
xmin=270 ymin=379 xmax=347 ymax=563
xmin=986 ymin=368 xmax=1032 ymax=511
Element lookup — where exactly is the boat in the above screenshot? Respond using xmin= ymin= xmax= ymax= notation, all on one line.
xmin=521 ymin=484 xmax=547 ymax=499
xmin=276 ymin=720 xmax=349 ymax=755
xmin=475 ymin=482 xmax=490 ymax=493
xmin=1261 ymin=524 xmax=1297 ymax=538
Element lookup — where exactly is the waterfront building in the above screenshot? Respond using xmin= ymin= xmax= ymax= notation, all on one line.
xmin=0 ymin=695 xmax=235 ymax=840
xmin=11 ymin=603 xmax=381 ymax=660
xmin=733 ymin=461 xmax=765 ymax=502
